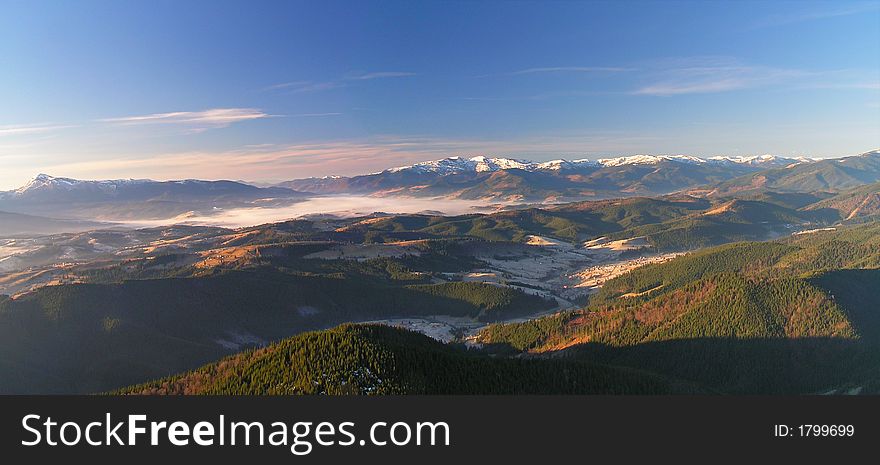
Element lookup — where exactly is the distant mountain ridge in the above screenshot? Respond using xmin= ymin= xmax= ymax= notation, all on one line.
xmin=3 ymin=151 xmax=877 ymax=228
xmin=2 ymin=173 xmax=300 ymax=201
xmin=0 ymin=174 xmax=308 ymax=222
xmin=279 ymin=153 xmax=817 ymax=201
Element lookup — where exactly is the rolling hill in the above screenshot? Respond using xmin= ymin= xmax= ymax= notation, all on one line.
xmin=118 ymin=324 xmax=699 ymax=395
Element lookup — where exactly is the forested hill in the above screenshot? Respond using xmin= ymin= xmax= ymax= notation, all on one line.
xmin=118 ymin=324 xmax=700 ymax=395
xmin=0 ymin=263 xmax=553 ymax=394
xmin=479 ymin=223 xmax=880 ymax=394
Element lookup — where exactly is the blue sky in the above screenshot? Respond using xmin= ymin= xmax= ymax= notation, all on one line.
xmin=0 ymin=0 xmax=878 ymax=189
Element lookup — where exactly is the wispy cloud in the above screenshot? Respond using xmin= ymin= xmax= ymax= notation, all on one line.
xmin=460 ymin=90 xmax=616 ymax=102
xmin=346 ymin=71 xmax=417 ymax=80
xmin=635 ymin=77 xmax=753 ymax=96
xmin=265 ymin=71 xmax=416 ymax=93
xmin=262 ymin=80 xmax=312 ymax=91
xmin=633 ymin=57 xmax=807 ymax=96
xmin=753 ymin=3 xmax=880 ymax=28
xmin=287 ymin=81 xmax=348 ymax=93
xmin=805 ymin=81 xmax=880 ymax=90
xmin=289 ymin=112 xmax=343 ymax=117
xmin=469 ymin=57 xmax=876 ymax=99
xmin=473 ymin=66 xmax=631 ymax=78
xmin=100 ymin=108 xmax=271 ymax=132
xmin=634 ymin=57 xmax=880 ymax=96
xmin=509 ymin=66 xmax=633 ymax=75
xmin=0 ymin=123 xmax=75 ymax=137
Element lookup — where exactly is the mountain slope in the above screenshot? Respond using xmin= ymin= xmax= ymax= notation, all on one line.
xmin=804 ymin=182 xmax=880 ymax=221
xmin=118 ymin=324 xmax=698 ymax=395
xmin=706 ymin=150 xmax=880 ymax=197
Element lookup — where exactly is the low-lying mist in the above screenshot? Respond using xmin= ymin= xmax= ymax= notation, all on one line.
xmin=121 ymin=195 xmax=506 ymax=229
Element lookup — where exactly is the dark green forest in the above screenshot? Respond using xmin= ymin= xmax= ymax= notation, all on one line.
xmin=119 ymin=324 xmax=699 ymax=395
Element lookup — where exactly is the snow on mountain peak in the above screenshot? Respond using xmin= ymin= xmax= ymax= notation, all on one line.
xmin=12 ymin=174 xmax=151 ymax=195
xmin=382 ymin=153 xmax=800 ymax=175
xmin=709 ymin=154 xmax=776 ymax=165
xmin=596 ymin=155 xmax=705 ymax=167
xmin=385 ymin=156 xmax=534 ymax=175
xmin=535 ymin=159 xmax=599 ymax=170
xmin=469 ymin=156 xmax=533 ymax=172
xmin=15 ymin=174 xmax=75 ymax=194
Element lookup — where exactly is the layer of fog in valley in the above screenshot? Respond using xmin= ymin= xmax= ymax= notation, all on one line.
xmin=116 ymin=195 xmax=504 ymax=229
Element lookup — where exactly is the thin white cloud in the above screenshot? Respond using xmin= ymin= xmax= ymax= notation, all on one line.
xmin=100 ymin=108 xmax=271 ymax=131
xmin=634 ymin=59 xmax=880 ymax=96
xmin=806 ymin=81 xmax=880 ymax=90
xmin=0 ymin=123 xmax=75 ymax=137
xmin=470 ymin=58 xmax=875 ymax=99
xmin=346 ymin=71 xmax=417 ymax=80
xmin=289 ymin=113 xmax=343 ymax=117
xmin=262 ymin=80 xmax=311 ymax=91
xmin=460 ymin=89 xmax=617 ymax=101
xmin=633 ymin=58 xmax=808 ymax=96
xmin=753 ymin=3 xmax=880 ymax=28
xmin=509 ymin=66 xmax=633 ymax=75
xmin=290 ymin=81 xmax=347 ymax=93
xmin=265 ymin=71 xmax=416 ymax=93
xmin=635 ymin=78 xmax=752 ymax=96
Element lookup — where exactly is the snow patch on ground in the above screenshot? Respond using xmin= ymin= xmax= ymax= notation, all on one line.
xmin=214 ymin=331 xmax=266 ymax=351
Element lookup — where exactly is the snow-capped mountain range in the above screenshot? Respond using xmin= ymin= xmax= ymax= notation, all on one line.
xmin=381 ymin=154 xmax=803 ymax=175
xmin=280 ymin=153 xmax=828 ymax=201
